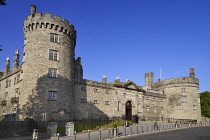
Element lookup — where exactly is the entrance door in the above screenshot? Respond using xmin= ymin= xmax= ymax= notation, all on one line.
xmin=125 ymin=101 xmax=132 ymax=120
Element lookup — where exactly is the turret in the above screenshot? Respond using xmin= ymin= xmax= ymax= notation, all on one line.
xmin=20 ymin=5 xmax=77 ymax=121
xmin=3 ymin=57 xmax=10 ymax=73
xmin=189 ymin=68 xmax=195 ymax=78
xmin=13 ymin=50 xmax=20 ymax=69
xmin=145 ymin=72 xmax=154 ymax=87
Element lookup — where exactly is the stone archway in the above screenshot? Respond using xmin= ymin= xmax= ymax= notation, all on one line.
xmin=125 ymin=100 xmax=132 ymax=120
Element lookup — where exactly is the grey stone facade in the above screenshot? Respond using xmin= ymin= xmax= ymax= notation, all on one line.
xmin=0 ymin=5 xmax=201 ymax=122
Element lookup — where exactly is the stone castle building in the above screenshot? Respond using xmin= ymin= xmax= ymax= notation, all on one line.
xmin=0 ymin=5 xmax=201 ymax=122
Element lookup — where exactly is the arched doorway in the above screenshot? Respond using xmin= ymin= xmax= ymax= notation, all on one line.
xmin=125 ymin=101 xmax=132 ymax=120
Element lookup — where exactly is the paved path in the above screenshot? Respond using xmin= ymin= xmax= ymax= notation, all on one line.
xmin=1 ymin=123 xmax=209 ymax=140
xmin=115 ymin=126 xmax=210 ymax=140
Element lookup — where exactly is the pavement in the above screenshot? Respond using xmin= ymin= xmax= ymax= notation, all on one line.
xmin=1 ymin=122 xmax=209 ymax=140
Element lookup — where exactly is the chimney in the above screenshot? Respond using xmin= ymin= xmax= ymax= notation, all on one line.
xmin=102 ymin=75 xmax=107 ymax=83
xmin=189 ymin=68 xmax=195 ymax=78
xmin=13 ymin=50 xmax=20 ymax=69
xmin=4 ymin=57 xmax=10 ymax=72
xmin=31 ymin=5 xmax=36 ymax=14
xmin=115 ymin=77 xmax=120 ymax=82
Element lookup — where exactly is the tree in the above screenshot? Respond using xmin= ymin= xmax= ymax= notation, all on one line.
xmin=200 ymin=91 xmax=210 ymax=117
xmin=0 ymin=0 xmax=6 ymax=5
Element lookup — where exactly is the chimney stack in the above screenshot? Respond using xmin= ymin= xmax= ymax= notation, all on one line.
xmin=189 ymin=68 xmax=195 ymax=78
xmin=31 ymin=5 xmax=36 ymax=14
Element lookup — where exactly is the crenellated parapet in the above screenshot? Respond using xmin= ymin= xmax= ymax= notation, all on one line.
xmin=24 ymin=8 xmax=76 ymax=43
xmin=153 ymin=77 xmax=199 ymax=88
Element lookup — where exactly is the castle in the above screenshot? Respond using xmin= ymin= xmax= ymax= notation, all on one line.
xmin=0 ymin=5 xmax=201 ymax=122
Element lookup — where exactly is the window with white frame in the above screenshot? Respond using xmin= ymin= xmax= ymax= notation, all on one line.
xmin=48 ymin=91 xmax=57 ymax=100
xmin=105 ymin=101 xmax=110 ymax=105
xmin=81 ymin=97 xmax=87 ymax=103
xmin=175 ymin=105 xmax=182 ymax=110
xmin=193 ymin=105 xmax=197 ymax=110
xmin=145 ymin=97 xmax=149 ymax=100
xmin=48 ymin=68 xmax=58 ymax=78
xmin=49 ymin=50 xmax=59 ymax=61
xmin=146 ymin=105 xmax=149 ymax=109
xmin=154 ymin=106 xmax=157 ymax=110
xmin=50 ymin=33 xmax=59 ymax=43
xmin=42 ymin=113 xmax=47 ymax=122
xmin=94 ymin=100 xmax=99 ymax=104
xmin=182 ymin=96 xmax=187 ymax=102
xmin=117 ymin=101 xmax=121 ymax=111
xmin=181 ymin=88 xmax=186 ymax=93
xmin=160 ymin=98 xmax=163 ymax=102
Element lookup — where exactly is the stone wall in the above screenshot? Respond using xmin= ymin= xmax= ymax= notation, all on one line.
xmin=0 ymin=121 xmax=32 ymax=138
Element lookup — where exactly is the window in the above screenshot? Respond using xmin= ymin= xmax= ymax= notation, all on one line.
xmin=154 ymin=97 xmax=156 ymax=100
xmin=50 ymin=33 xmax=59 ymax=43
xmin=181 ymin=88 xmax=186 ymax=93
xmin=175 ymin=105 xmax=181 ymax=110
xmin=48 ymin=91 xmax=57 ymax=101
xmin=160 ymin=91 xmax=164 ymax=94
xmin=117 ymin=101 xmax=121 ymax=111
xmin=81 ymin=87 xmax=86 ymax=91
xmin=81 ymin=97 xmax=87 ymax=103
xmin=42 ymin=113 xmax=47 ymax=122
xmin=49 ymin=50 xmax=59 ymax=60
xmin=146 ymin=97 xmax=149 ymax=100
xmin=182 ymin=96 xmax=187 ymax=103
xmin=94 ymin=89 xmax=99 ymax=92
xmin=154 ymin=106 xmax=157 ymax=110
xmin=161 ymin=107 xmax=164 ymax=110
xmin=105 ymin=90 xmax=110 ymax=94
xmin=160 ymin=98 xmax=163 ymax=102
xmin=105 ymin=101 xmax=110 ymax=105
xmin=193 ymin=105 xmax=197 ymax=110
xmin=48 ymin=68 xmax=58 ymax=78
xmin=4 ymin=92 xmax=8 ymax=100
xmin=94 ymin=100 xmax=99 ymax=104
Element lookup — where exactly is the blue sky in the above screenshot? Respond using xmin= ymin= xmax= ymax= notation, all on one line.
xmin=0 ymin=0 xmax=210 ymax=92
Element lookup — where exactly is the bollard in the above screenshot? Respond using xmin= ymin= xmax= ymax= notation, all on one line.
xmin=99 ymin=129 xmax=101 ymax=140
xmin=109 ymin=128 xmax=111 ymax=139
xmin=151 ymin=125 xmax=152 ymax=132
xmin=130 ymin=126 xmax=132 ymax=135
xmin=32 ymin=129 xmax=39 ymax=140
xmin=124 ymin=125 xmax=126 ymax=136
xmin=57 ymin=133 xmax=60 ymax=140
xmin=74 ymin=131 xmax=76 ymax=140
xmin=147 ymin=125 xmax=148 ymax=133
xmin=136 ymin=125 xmax=138 ymax=134
xmin=117 ymin=127 xmax=119 ymax=137
xmin=88 ymin=129 xmax=90 ymax=140
xmin=142 ymin=125 xmax=144 ymax=133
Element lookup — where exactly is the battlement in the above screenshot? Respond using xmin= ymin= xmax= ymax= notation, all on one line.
xmin=85 ymin=80 xmax=113 ymax=88
xmin=154 ymin=77 xmax=199 ymax=88
xmin=24 ymin=12 xmax=76 ymax=40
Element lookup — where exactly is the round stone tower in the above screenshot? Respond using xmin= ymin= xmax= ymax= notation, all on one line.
xmin=20 ymin=5 xmax=76 ymax=121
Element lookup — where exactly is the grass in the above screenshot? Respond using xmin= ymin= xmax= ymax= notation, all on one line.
xmin=74 ymin=120 xmax=134 ymax=132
